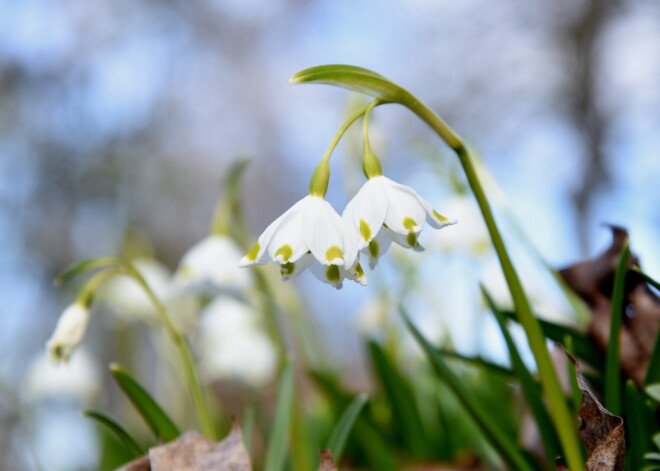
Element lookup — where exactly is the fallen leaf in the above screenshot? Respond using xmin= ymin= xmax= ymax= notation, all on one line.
xmin=318 ymin=450 xmax=338 ymax=471
xmin=567 ymin=352 xmax=625 ymax=470
xmin=559 ymin=225 xmax=660 ymax=385
xmin=115 ymin=422 xmax=252 ymax=471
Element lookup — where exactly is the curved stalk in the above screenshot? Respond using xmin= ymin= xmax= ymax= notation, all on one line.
xmin=401 ymin=96 xmax=583 ymax=471
xmin=119 ymin=259 xmax=216 ymax=440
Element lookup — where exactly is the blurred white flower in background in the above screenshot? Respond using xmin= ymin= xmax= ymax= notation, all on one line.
xmin=196 ymin=296 xmax=277 ymax=387
xmin=98 ymin=257 xmax=172 ymax=323
xmin=45 ymin=302 xmax=90 ymax=363
xmin=23 ymin=349 xmax=102 ymax=403
xmin=174 ymin=235 xmax=250 ymax=297
xmin=354 ymin=296 xmax=390 ymax=337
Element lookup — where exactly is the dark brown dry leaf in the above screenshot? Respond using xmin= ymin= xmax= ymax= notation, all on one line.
xmin=115 ymin=422 xmax=252 ymax=471
xmin=567 ymin=352 xmax=625 ymax=471
xmin=116 ymin=455 xmax=150 ymax=471
xmin=559 ymin=225 xmax=660 ymax=385
xmin=317 ymin=450 xmax=339 ymax=471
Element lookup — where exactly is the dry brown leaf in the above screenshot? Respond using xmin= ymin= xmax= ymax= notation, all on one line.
xmin=317 ymin=449 xmax=339 ymax=471
xmin=115 ymin=422 xmax=252 ymax=471
xmin=567 ymin=353 xmax=625 ymax=471
xmin=559 ymin=225 xmax=660 ymax=385
xmin=116 ymin=455 xmax=150 ymax=471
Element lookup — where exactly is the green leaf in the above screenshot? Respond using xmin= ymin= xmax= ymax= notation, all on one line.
xmin=367 ymin=340 xmax=430 ymax=457
xmin=83 ymin=409 xmax=145 ymax=458
xmin=290 ymin=65 xmax=409 ymax=103
xmin=646 ymin=383 xmax=660 ymax=402
xmin=264 ymin=358 xmax=295 ymax=471
xmin=645 ymin=306 xmax=660 ymax=385
xmin=654 ymin=433 xmax=660 ymax=451
xmin=501 ymin=310 xmax=603 ymax=371
xmin=404 ymin=312 xmax=535 ymax=471
xmin=326 ymin=393 xmax=368 ymax=463
xmin=624 ymin=380 xmax=650 ymax=471
xmin=605 ymin=239 xmax=630 ymax=415
xmin=482 ymin=286 xmax=561 ymax=464
xmin=109 ymin=363 xmax=180 ymax=442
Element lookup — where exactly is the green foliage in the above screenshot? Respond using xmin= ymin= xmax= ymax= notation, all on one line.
xmin=110 ymin=363 xmax=180 ymax=443
xmin=264 ymin=358 xmax=295 ymax=471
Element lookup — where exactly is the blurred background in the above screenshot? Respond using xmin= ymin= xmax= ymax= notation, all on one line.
xmin=1 ymin=0 xmax=660 ymax=469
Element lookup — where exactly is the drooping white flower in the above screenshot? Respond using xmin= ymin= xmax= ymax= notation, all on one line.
xmin=196 ymin=296 xmax=277 ymax=387
xmin=174 ymin=235 xmax=250 ymax=297
xmin=46 ymin=303 xmax=90 ymax=363
xmin=343 ymin=175 xmax=456 ymax=268
xmin=239 ymin=195 xmax=366 ymax=289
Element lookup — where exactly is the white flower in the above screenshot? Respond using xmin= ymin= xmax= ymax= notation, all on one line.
xmin=196 ymin=296 xmax=277 ymax=387
xmin=23 ymin=349 xmax=102 ymax=402
xmin=239 ymin=195 xmax=366 ymax=289
xmin=46 ymin=303 xmax=90 ymax=363
xmin=174 ymin=235 xmax=250 ymax=296
xmin=342 ymin=175 xmax=456 ymax=268
xmin=99 ymin=257 xmax=171 ymax=323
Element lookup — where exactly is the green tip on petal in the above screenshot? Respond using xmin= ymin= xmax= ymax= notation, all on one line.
xmin=406 ymin=232 xmax=418 ymax=247
xmin=432 ymin=210 xmax=449 ymax=222
xmin=280 ymin=262 xmax=295 ymax=276
xmin=403 ymin=217 xmax=417 ymax=231
xmin=359 ymin=219 xmax=372 ymax=241
xmin=355 ymin=263 xmax=365 ymax=278
xmin=246 ymin=242 xmax=260 ymax=261
xmin=275 ymin=244 xmax=293 ymax=262
xmin=325 ymin=245 xmax=344 ymax=263
xmin=368 ymin=239 xmax=379 ymax=258
xmin=326 ymin=265 xmax=340 ymax=282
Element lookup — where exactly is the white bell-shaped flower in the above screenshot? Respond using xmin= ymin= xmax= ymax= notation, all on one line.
xmin=46 ymin=303 xmax=90 ymax=363
xmin=343 ymin=175 xmax=456 ymax=268
xmin=239 ymin=195 xmax=366 ymax=289
xmin=174 ymin=235 xmax=250 ymax=297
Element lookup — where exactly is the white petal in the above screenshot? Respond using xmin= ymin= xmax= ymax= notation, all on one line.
xmin=279 ymin=253 xmax=313 ymax=281
xmin=302 ymin=196 xmax=347 ymax=266
xmin=267 ymin=203 xmax=308 ymax=264
xmin=342 ymin=177 xmax=388 ymax=249
xmin=239 ymin=198 xmax=307 ymax=267
xmin=310 ymin=261 xmax=345 ymax=289
xmin=381 ymin=177 xmax=427 ymax=235
xmin=386 ymin=227 xmax=425 ymax=252
xmin=414 ymin=193 xmax=458 ymax=229
xmin=342 ymin=259 xmax=368 ymax=286
xmin=361 ymin=227 xmax=393 ymax=269
xmin=46 ymin=303 xmax=90 ymax=363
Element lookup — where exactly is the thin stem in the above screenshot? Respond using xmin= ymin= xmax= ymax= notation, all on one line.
xmin=121 ymin=260 xmax=216 ymax=439
xmin=361 ymin=100 xmax=383 ymax=178
xmin=76 ymin=268 xmax=128 ymax=307
xmin=322 ymin=101 xmax=378 ymax=164
xmin=401 ymin=97 xmax=584 ymax=471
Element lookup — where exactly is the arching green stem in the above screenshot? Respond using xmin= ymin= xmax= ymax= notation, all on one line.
xmin=361 ymin=100 xmax=383 ymax=179
xmin=309 ymin=101 xmax=379 ymax=197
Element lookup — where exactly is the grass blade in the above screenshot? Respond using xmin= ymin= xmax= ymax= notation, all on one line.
xmin=404 ymin=312 xmax=534 ymax=471
xmin=264 ymin=358 xmax=295 ymax=471
xmin=110 ymin=363 xmax=180 ymax=442
xmin=83 ymin=409 xmax=144 ymax=458
xmin=367 ymin=340 xmax=430 ymax=457
xmin=482 ymin=286 xmax=561 ymax=463
xmin=501 ymin=310 xmax=603 ymax=371
xmin=326 ymin=393 xmax=368 ymax=463
xmin=605 ymin=239 xmax=630 ymax=415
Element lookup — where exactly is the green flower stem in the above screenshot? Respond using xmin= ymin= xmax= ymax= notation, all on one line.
xmin=309 ymin=101 xmax=378 ymax=197
xmin=119 ymin=259 xmax=216 ymax=440
xmin=76 ymin=268 xmax=128 ymax=307
xmin=361 ymin=100 xmax=383 ymax=178
xmin=402 ymin=98 xmax=584 ymax=471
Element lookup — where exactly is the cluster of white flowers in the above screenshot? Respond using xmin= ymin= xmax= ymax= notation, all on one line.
xmin=239 ymin=174 xmax=456 ymax=289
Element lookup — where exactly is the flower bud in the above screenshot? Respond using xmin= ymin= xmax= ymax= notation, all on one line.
xmin=46 ymin=303 xmax=90 ymax=363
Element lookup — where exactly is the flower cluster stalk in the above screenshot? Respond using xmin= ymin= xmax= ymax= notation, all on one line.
xmin=120 ymin=259 xmax=216 ymax=440
xmin=402 ymin=96 xmax=584 ymax=471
